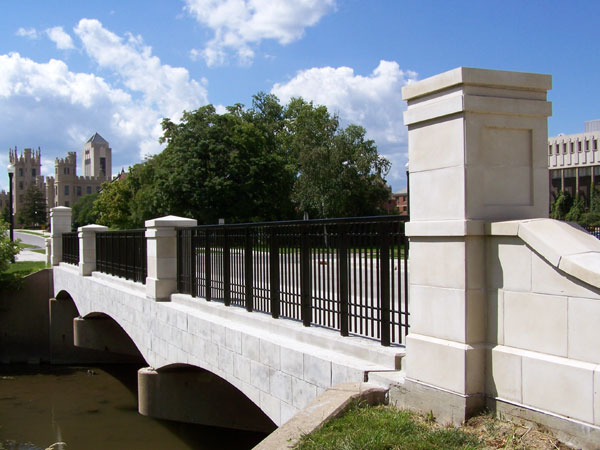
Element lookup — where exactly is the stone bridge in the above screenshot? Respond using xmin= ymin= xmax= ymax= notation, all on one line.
xmin=52 ymin=259 xmax=401 ymax=431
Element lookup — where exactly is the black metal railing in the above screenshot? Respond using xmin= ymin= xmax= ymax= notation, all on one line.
xmin=177 ymin=216 xmax=409 ymax=346
xmin=62 ymin=232 xmax=79 ymax=265
xmin=96 ymin=229 xmax=147 ymax=283
xmin=583 ymin=225 xmax=600 ymax=239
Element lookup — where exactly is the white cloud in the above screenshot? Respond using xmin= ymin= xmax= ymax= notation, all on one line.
xmin=0 ymin=19 xmax=211 ymax=189
xmin=46 ymin=26 xmax=75 ymax=50
xmin=16 ymin=27 xmax=39 ymax=39
xmin=271 ymin=61 xmax=417 ymax=189
xmin=185 ymin=0 xmax=336 ymax=66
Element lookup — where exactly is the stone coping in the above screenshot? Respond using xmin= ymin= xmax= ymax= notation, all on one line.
xmin=487 ymin=218 xmax=600 ymax=289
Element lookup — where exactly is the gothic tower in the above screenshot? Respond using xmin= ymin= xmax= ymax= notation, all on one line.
xmin=82 ymin=132 xmax=112 ymax=180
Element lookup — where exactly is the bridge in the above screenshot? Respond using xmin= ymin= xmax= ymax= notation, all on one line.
xmin=35 ymin=68 xmax=600 ymax=447
xmin=51 ymin=213 xmax=407 ymax=431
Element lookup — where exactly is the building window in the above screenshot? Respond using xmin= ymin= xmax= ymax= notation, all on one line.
xmin=86 ymin=186 xmax=91 ymax=194
xmin=85 ymin=159 xmax=91 ymax=165
xmin=548 ymin=145 xmax=552 ymax=155
xmin=77 ymin=186 xmax=82 ymax=196
xmin=32 ymin=169 xmax=36 ymax=177
xmin=65 ymin=201 xmax=69 ymax=207
xmin=580 ymin=167 xmax=591 ymax=176
xmin=564 ymin=168 xmax=576 ymax=178
xmin=578 ymin=141 xmax=582 ymax=152
xmin=570 ymin=142 xmax=574 ymax=153
xmin=551 ymin=170 xmax=561 ymax=179
xmin=100 ymin=157 xmax=106 ymax=176
xmin=18 ymin=168 xmax=23 ymax=177
xmin=64 ymin=185 xmax=69 ymax=196
xmin=563 ymin=143 xmax=568 ymax=154
xmin=595 ymin=140 xmax=599 ymax=151
xmin=18 ymin=182 xmax=23 ymax=190
xmin=585 ymin=140 xmax=590 ymax=151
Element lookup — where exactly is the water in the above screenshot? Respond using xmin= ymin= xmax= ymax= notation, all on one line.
xmin=0 ymin=365 xmax=267 ymax=450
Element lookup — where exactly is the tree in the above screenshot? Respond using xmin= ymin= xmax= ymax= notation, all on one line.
xmin=93 ymin=179 xmax=137 ymax=229
xmin=72 ymin=192 xmax=100 ymax=229
xmin=565 ymin=196 xmax=585 ymax=222
xmin=0 ymin=218 xmax=19 ymax=273
xmin=550 ymin=191 xmax=573 ymax=220
xmin=18 ymin=184 xmax=47 ymax=228
xmin=284 ymin=98 xmax=390 ymax=218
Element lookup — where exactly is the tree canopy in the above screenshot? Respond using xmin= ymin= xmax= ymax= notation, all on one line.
xmin=0 ymin=218 xmax=19 ymax=273
xmin=18 ymin=184 xmax=47 ymax=228
xmin=93 ymin=94 xmax=392 ymax=229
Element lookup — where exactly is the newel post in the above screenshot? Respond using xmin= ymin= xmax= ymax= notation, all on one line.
xmin=399 ymin=67 xmax=552 ymax=423
xmin=78 ymin=224 xmax=108 ymax=276
xmin=145 ymin=215 xmax=197 ymax=301
xmin=50 ymin=206 xmax=72 ymax=266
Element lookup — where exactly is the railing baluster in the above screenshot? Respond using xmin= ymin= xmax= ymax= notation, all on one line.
xmin=379 ymin=222 xmax=391 ymax=346
xmin=244 ymin=227 xmax=253 ymax=312
xmin=270 ymin=227 xmax=280 ymax=319
xmin=338 ymin=225 xmax=349 ymax=337
xmin=300 ymin=223 xmax=311 ymax=327
xmin=223 ymin=228 xmax=231 ymax=306
xmin=205 ymin=229 xmax=212 ymax=301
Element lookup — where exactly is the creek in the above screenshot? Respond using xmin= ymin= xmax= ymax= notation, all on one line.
xmin=0 ymin=364 xmax=267 ymax=450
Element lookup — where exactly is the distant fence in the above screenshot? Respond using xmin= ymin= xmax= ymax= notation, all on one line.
xmin=583 ymin=225 xmax=600 ymax=239
xmin=177 ymin=216 xmax=409 ymax=346
xmin=61 ymin=232 xmax=79 ymax=265
xmin=96 ymin=229 xmax=147 ymax=283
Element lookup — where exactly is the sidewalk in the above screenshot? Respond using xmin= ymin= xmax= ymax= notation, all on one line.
xmin=15 ymin=249 xmax=46 ymax=262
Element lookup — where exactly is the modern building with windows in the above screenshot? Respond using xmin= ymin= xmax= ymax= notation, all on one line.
xmin=548 ymin=119 xmax=600 ymax=206
xmin=7 ymin=132 xmax=112 ymax=225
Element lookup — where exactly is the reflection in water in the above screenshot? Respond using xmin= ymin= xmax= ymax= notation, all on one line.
xmin=0 ymin=365 xmax=267 ymax=450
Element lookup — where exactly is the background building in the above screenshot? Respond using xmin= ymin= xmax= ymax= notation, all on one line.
xmin=7 ymin=133 xmax=112 ymax=226
xmin=548 ymin=120 xmax=600 ymax=206
xmin=383 ymin=187 xmax=408 ymax=215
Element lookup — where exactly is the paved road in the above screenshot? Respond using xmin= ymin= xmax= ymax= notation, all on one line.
xmin=13 ymin=230 xmax=48 ymax=262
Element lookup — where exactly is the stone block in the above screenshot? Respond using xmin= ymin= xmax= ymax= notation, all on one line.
xmin=204 ymin=341 xmax=219 ymax=368
xmin=408 ymin=116 xmax=464 ymax=172
xmin=486 ymin=289 xmax=504 ymax=345
xmin=487 ymin=237 xmax=532 ymax=291
xmin=303 ymin=354 xmax=331 ymax=388
xmin=504 ymin=291 xmax=567 ymax=357
xmin=225 ymin=328 xmax=242 ymax=354
xmin=568 ymin=297 xmax=600 ymax=363
xmin=259 ymin=390 xmax=281 ymax=425
xmin=218 ymin=347 xmax=234 ymax=374
xmin=331 ymin=362 xmax=365 ymax=386
xmin=233 ymin=353 xmax=251 ymax=384
xmin=409 ymin=166 xmax=465 ymax=222
xmin=270 ymin=370 xmax=293 ymax=404
xmin=281 ymin=347 xmax=304 ymax=379
xmin=280 ymin=401 xmax=299 ymax=425
xmin=409 ymin=238 xmax=466 ymax=290
xmin=522 ymin=354 xmax=594 ymax=424
xmin=242 ymin=334 xmax=260 ymax=360
xmin=486 ymin=346 xmax=522 ymax=403
xmin=406 ymin=334 xmax=484 ymax=395
xmin=251 ymin=360 xmax=272 ymax=392
xmin=531 ymin=252 xmax=600 ymax=299
xmin=292 ymin=378 xmax=317 ymax=409
xmin=211 ymin=323 xmax=226 ymax=347
xmin=260 ymin=339 xmax=280 ymax=369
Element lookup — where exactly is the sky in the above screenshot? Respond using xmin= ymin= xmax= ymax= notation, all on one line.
xmin=0 ymin=0 xmax=598 ymax=193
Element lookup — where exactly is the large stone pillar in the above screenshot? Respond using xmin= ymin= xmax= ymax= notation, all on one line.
xmin=400 ymin=67 xmax=551 ymax=423
xmin=50 ymin=206 xmax=72 ymax=266
xmin=78 ymin=224 xmax=108 ymax=276
xmin=145 ymin=215 xmax=197 ymax=301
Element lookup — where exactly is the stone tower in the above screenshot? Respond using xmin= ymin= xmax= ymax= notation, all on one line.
xmin=9 ymin=147 xmax=44 ymax=223
xmin=83 ymin=132 xmax=112 ymax=180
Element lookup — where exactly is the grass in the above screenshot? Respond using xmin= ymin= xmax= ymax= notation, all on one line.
xmin=295 ymin=403 xmax=479 ymax=450
xmin=295 ymin=403 xmax=569 ymax=450
xmin=17 ymin=242 xmax=37 ymax=250
xmin=0 ymin=260 xmax=48 ymax=290
xmin=15 ymin=229 xmax=48 ymax=236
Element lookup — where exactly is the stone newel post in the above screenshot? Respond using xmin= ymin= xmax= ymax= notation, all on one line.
xmin=145 ymin=215 xmax=197 ymax=301
xmin=78 ymin=224 xmax=108 ymax=276
xmin=50 ymin=206 xmax=72 ymax=266
xmin=400 ymin=67 xmax=551 ymax=422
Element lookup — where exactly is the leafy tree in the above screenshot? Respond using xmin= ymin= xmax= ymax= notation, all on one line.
xmin=550 ymin=191 xmax=573 ymax=220
xmin=18 ymin=184 xmax=47 ymax=228
xmin=565 ymin=196 xmax=585 ymax=222
xmin=284 ymin=98 xmax=390 ymax=218
xmin=0 ymin=218 xmax=19 ymax=272
xmin=1 ymin=205 xmax=10 ymax=224
xmin=72 ymin=192 xmax=100 ymax=229
xmin=93 ymin=179 xmax=136 ymax=229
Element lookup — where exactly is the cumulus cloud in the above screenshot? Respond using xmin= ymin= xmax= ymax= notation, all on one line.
xmin=0 ymin=19 xmax=211 ymax=189
xmin=16 ymin=27 xmax=39 ymax=39
xmin=271 ymin=61 xmax=417 ymax=189
xmin=185 ymin=0 xmax=336 ymax=66
xmin=46 ymin=26 xmax=75 ymax=50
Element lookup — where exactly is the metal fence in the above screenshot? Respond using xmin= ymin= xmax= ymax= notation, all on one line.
xmin=177 ymin=216 xmax=409 ymax=346
xmin=96 ymin=229 xmax=147 ymax=283
xmin=62 ymin=232 xmax=79 ymax=265
xmin=583 ymin=225 xmax=600 ymax=239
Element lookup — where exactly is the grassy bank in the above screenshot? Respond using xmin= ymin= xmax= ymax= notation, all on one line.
xmin=295 ymin=403 xmax=569 ymax=450
xmin=0 ymin=261 xmax=48 ymax=290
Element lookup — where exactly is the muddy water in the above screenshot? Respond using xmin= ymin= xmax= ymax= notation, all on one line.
xmin=0 ymin=365 xmax=266 ymax=450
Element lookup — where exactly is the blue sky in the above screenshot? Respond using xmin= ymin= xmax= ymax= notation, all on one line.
xmin=0 ymin=0 xmax=598 ymax=193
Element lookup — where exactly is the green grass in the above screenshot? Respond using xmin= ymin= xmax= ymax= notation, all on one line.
xmin=295 ymin=403 xmax=480 ymax=450
xmin=33 ymin=249 xmax=46 ymax=254
xmin=0 ymin=261 xmax=48 ymax=290
xmin=15 ymin=229 xmax=49 ymax=237
xmin=17 ymin=242 xmax=37 ymax=250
